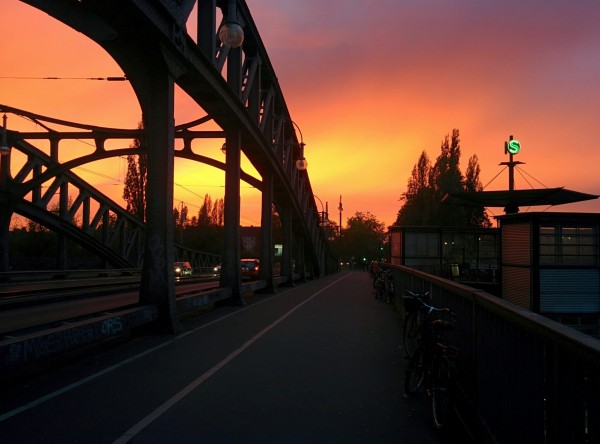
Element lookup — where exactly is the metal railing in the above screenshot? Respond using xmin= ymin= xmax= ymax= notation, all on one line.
xmin=388 ymin=264 xmax=600 ymax=443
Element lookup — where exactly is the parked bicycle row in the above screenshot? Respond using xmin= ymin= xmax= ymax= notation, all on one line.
xmin=368 ymin=266 xmax=462 ymax=431
xmin=371 ymin=267 xmax=394 ymax=304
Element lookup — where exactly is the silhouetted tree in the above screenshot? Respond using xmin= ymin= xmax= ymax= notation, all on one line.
xmin=430 ymin=129 xmax=464 ymax=226
xmin=464 ymin=154 xmax=492 ymax=227
xmin=396 ymin=129 xmax=490 ymax=227
xmin=339 ymin=211 xmax=386 ymax=267
xmin=174 ymin=194 xmax=225 ymax=253
xmin=122 ymin=122 xmax=147 ymax=222
xmin=210 ymin=198 xmax=224 ymax=226
xmin=396 ymin=150 xmax=434 ymax=225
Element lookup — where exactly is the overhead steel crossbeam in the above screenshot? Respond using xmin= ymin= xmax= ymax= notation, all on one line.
xmin=0 ymin=104 xmax=261 ymax=191
xmin=20 ymin=0 xmax=327 ymax=272
xmin=0 ymin=104 xmax=236 ymax=268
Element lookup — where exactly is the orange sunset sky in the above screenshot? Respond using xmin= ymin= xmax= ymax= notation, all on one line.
xmin=3 ymin=1 xmax=600 ymax=228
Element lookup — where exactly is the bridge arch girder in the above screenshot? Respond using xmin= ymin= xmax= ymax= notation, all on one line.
xmin=19 ymin=0 xmax=325 ymax=271
xmin=0 ymin=107 xmax=265 ymax=270
xmin=13 ymin=1 xmax=333 ymax=327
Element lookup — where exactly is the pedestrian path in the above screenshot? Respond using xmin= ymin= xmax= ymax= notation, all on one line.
xmin=1 ymin=271 xmax=467 ymax=443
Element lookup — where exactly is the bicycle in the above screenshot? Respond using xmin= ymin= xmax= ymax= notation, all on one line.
xmin=402 ymin=290 xmax=430 ymax=359
xmin=403 ymin=299 xmax=460 ymax=429
xmin=430 ymin=337 xmax=460 ymax=428
xmin=372 ymin=268 xmax=392 ymax=302
xmin=383 ymin=269 xmax=394 ymax=304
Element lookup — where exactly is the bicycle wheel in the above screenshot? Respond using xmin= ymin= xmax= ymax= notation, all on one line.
xmin=431 ymin=355 xmax=451 ymax=429
xmin=376 ymin=282 xmax=385 ymax=300
xmin=385 ymin=282 xmax=394 ymax=304
xmin=403 ymin=314 xmax=419 ymax=359
xmin=404 ymin=347 xmax=425 ymax=396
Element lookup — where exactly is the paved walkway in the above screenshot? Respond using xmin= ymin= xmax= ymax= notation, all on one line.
xmin=1 ymin=271 xmax=467 ymax=443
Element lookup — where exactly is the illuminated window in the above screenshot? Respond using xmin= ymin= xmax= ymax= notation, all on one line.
xmin=540 ymin=226 xmax=598 ymax=266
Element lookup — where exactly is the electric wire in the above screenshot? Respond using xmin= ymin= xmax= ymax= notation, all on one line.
xmin=0 ymin=76 xmax=127 ymax=81
xmin=482 ymin=166 xmax=507 ymax=190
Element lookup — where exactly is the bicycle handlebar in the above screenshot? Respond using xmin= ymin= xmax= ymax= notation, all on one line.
xmin=403 ymin=290 xmax=430 ymax=298
xmin=403 ymin=290 xmax=455 ymax=318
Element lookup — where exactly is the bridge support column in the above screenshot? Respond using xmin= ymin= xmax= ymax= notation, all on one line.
xmin=295 ymin=235 xmax=306 ymax=283
xmin=259 ymin=172 xmax=275 ymax=293
xmin=138 ymin=68 xmax=181 ymax=334
xmin=281 ymin=206 xmax=294 ymax=286
xmin=219 ymin=40 xmax=244 ymax=304
xmin=0 ymin=151 xmax=10 ymax=274
xmin=56 ymin=182 xmax=68 ymax=270
xmin=0 ymin=207 xmax=10 ymax=274
xmin=219 ymin=129 xmax=243 ymax=304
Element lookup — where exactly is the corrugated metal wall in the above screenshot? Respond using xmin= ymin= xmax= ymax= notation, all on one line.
xmin=502 ymin=223 xmax=532 ymax=308
xmin=503 ymin=267 xmax=531 ymax=308
xmin=540 ymin=269 xmax=600 ymax=312
xmin=502 ymin=223 xmax=531 ymax=265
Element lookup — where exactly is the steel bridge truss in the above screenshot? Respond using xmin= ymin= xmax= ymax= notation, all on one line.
xmin=4 ymin=0 xmax=332 ymax=332
xmin=0 ymin=104 xmax=231 ymax=270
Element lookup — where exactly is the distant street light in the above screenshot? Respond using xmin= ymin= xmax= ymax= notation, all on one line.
xmin=313 ymin=195 xmax=328 ymax=225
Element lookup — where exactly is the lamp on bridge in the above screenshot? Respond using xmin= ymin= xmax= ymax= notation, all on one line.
xmin=219 ymin=0 xmax=244 ymax=48
xmin=219 ymin=22 xmax=244 ymax=48
xmin=1 ymin=114 xmax=10 ymax=156
xmin=295 ymin=156 xmax=307 ymax=171
xmin=291 ymin=120 xmax=307 ymax=171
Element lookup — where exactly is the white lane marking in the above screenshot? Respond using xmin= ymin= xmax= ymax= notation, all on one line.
xmin=112 ymin=274 xmax=350 ymax=444
xmin=0 ymin=273 xmax=351 ymax=423
xmin=0 ymin=285 xmax=281 ymax=422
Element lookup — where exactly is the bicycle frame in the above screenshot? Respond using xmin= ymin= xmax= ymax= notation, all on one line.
xmin=404 ymin=296 xmax=460 ymax=430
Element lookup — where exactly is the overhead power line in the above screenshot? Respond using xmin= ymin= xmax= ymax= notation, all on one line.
xmin=0 ymin=76 xmax=127 ymax=81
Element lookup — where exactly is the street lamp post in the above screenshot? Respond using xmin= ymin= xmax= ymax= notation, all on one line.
xmin=313 ymin=195 xmax=328 ymax=225
xmin=0 ymin=114 xmax=9 ymax=156
xmin=291 ymin=120 xmax=307 ymax=171
xmin=0 ymin=113 xmax=11 ymax=273
xmin=0 ymin=114 xmax=11 ymax=190
xmin=338 ymin=195 xmax=343 ymax=237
